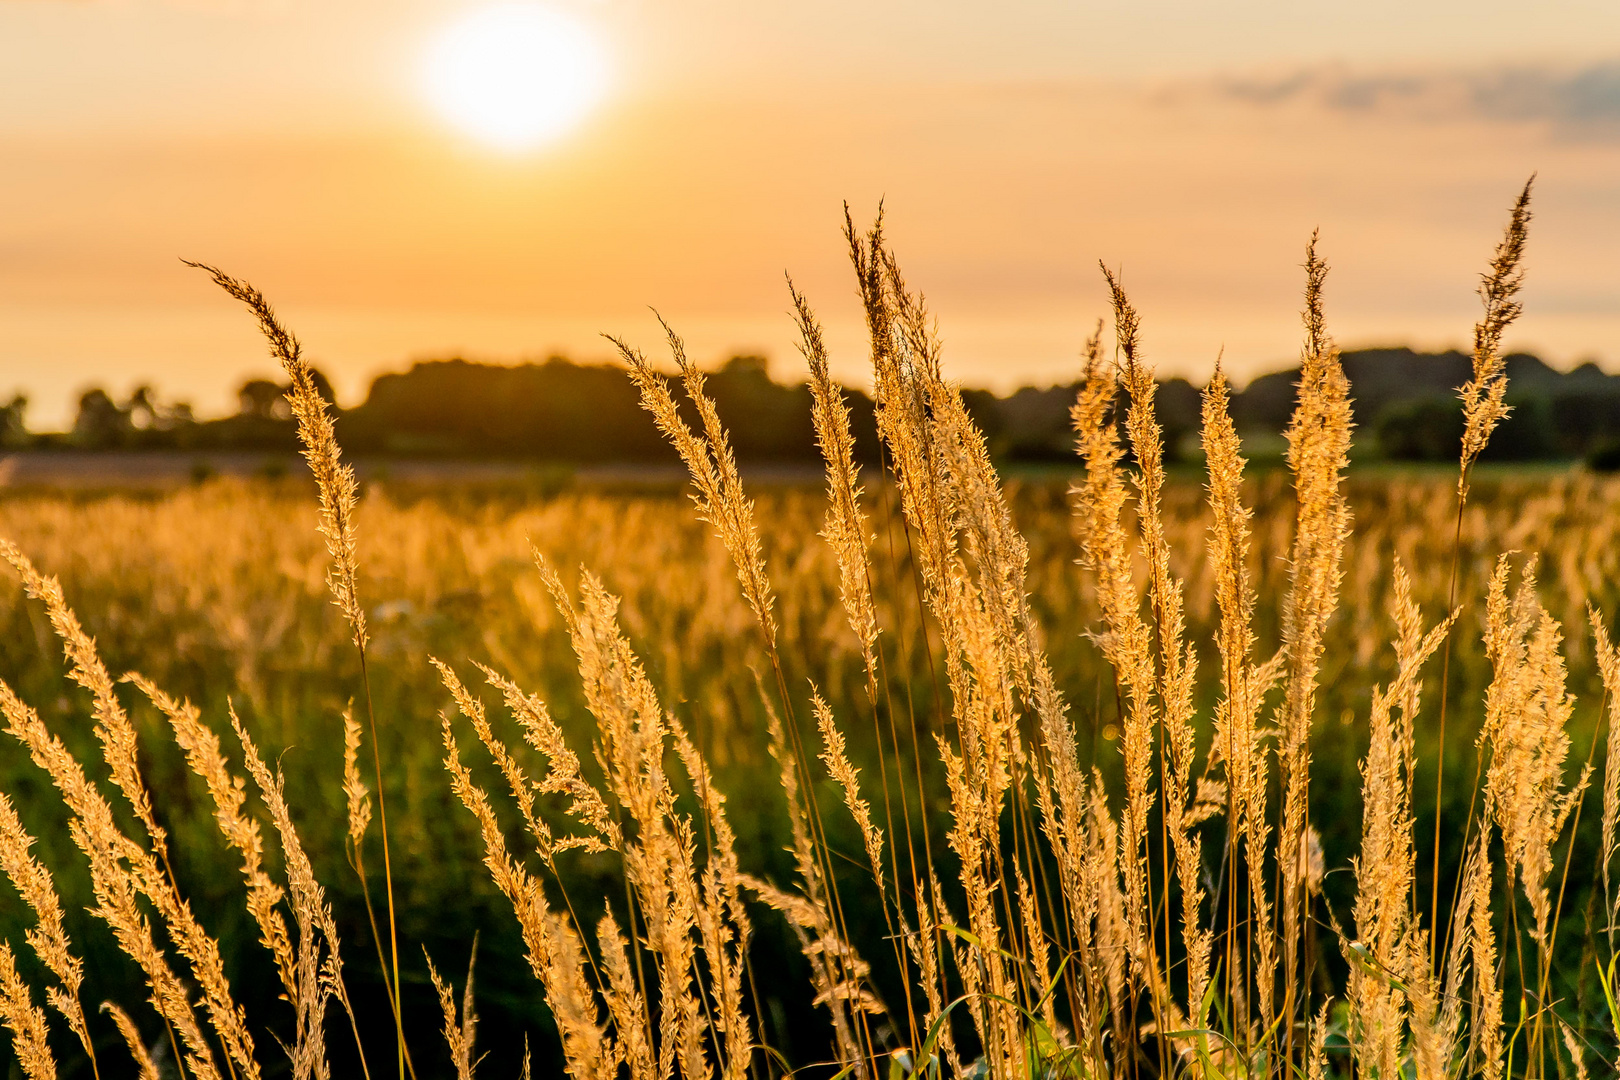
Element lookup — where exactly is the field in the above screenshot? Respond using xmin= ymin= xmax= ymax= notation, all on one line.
xmin=2 ymin=460 xmax=1617 ymax=1077
xmin=6 ymin=194 xmax=1620 ymax=1080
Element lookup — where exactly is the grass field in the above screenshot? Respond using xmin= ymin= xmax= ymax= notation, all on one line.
xmin=2 ymin=461 xmax=1618 ymax=1077
xmin=6 ymin=189 xmax=1620 ymax=1080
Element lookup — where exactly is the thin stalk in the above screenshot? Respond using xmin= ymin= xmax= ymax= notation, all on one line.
xmin=356 ymin=654 xmax=408 ymax=1080
xmin=863 ymin=644 xmax=924 ymax=1052
xmin=1530 ymin=693 xmax=1604 ymax=1076
xmin=767 ymin=647 xmax=883 ymax=1077
xmin=1509 ymin=881 xmax=1529 ymax=1070
xmin=340 ymin=982 xmax=376 ymax=1080
xmin=161 ymin=1015 xmax=185 ymax=1080
xmin=1431 ymin=489 xmax=1467 ymax=963
xmin=351 ymin=841 xmax=419 ymax=1080
xmin=876 ymin=469 xmax=951 ymax=1016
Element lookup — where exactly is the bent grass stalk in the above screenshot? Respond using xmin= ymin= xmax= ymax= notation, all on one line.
xmin=186 ymin=262 xmax=414 ymax=1080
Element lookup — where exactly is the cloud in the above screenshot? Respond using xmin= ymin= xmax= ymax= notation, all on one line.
xmin=1210 ymin=60 xmax=1620 ymax=135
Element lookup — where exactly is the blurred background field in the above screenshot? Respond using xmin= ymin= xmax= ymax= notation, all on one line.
xmin=2 ymin=467 xmax=1617 ymax=1075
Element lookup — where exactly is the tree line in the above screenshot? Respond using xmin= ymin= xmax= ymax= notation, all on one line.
xmin=6 ymin=348 xmax=1620 ymax=467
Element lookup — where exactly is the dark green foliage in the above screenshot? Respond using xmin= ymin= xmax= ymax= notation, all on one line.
xmin=1373 ymin=390 xmax=1563 ymax=463
xmin=1374 ymin=396 xmax=1465 ymax=461
xmin=1587 ymin=438 xmax=1620 ymax=473
xmin=342 ymin=356 xmax=667 ymax=459
xmin=1481 ymin=391 xmax=1559 ymax=460
xmin=341 ymin=355 xmax=884 ymax=463
xmin=14 ymin=349 xmax=1620 ymax=466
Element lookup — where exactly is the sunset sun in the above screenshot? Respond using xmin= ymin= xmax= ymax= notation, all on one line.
xmin=422 ymin=3 xmax=610 ymax=151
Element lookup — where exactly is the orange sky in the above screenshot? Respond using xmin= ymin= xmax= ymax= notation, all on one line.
xmin=5 ymin=0 xmax=1620 ymax=427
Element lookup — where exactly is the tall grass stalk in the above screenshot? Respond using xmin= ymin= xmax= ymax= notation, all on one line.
xmin=186 ymin=262 xmax=412 ymax=1080
xmin=1432 ymin=179 xmax=1535 ymax=967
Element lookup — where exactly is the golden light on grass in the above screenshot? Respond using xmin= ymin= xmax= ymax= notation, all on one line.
xmin=421 ymin=2 xmax=610 ymax=152
xmin=10 ymin=178 xmax=1619 ymax=1080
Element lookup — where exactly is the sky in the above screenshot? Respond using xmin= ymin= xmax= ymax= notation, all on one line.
xmin=4 ymin=0 xmax=1620 ymax=428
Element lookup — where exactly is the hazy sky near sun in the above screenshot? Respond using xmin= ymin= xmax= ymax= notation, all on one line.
xmin=5 ymin=0 xmax=1620 ymax=426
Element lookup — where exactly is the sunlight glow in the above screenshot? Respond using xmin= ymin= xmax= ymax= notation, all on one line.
xmin=422 ymin=3 xmax=610 ymax=151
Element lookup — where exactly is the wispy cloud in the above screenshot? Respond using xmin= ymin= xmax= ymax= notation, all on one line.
xmin=1208 ymin=60 xmax=1620 ymax=135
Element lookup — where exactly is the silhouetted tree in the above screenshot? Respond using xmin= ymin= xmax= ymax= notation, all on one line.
xmin=0 ymin=395 xmax=28 ymax=450
xmin=30 ymin=346 xmax=1620 ymax=463
xmin=1480 ymin=392 xmax=1558 ymax=461
xmin=127 ymin=385 xmax=159 ymax=430
xmin=1374 ymin=397 xmax=1465 ymax=461
xmin=1156 ymin=377 xmax=1201 ymax=461
xmin=72 ymin=388 xmax=132 ymax=450
xmin=1588 ymin=439 xmax=1620 ymax=473
xmin=238 ymin=378 xmax=289 ymax=420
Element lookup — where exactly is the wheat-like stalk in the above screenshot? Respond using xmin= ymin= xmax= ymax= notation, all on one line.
xmin=1104 ymin=266 xmax=1210 ymax=1017
xmin=0 ymin=943 xmax=55 ymax=1080
xmin=812 ymin=688 xmax=887 ymax=905
xmin=187 ymin=262 xmax=418 ymax=1080
xmin=183 ymin=263 xmax=367 ymax=649
xmin=0 ymin=541 xmax=169 ymax=861
xmin=792 ymin=278 xmax=879 ymax=676
xmin=1346 ymin=564 xmax=1451 ymax=1076
xmin=754 ymin=700 xmax=883 ymax=1069
xmin=131 ymin=678 xmax=297 ymax=1003
xmin=425 ymin=949 xmax=478 ymax=1080
xmin=231 ymin=706 xmax=353 ymax=1080
xmin=1478 ymin=558 xmax=1588 ymax=950
xmin=1277 ymin=233 xmax=1354 ymax=1042
xmin=1465 ymin=831 xmax=1505 ymax=1080
xmin=597 ymin=910 xmax=656 ymax=1080
xmin=1202 ymin=359 xmax=1285 ymax=1034
xmin=0 ymin=679 xmax=225 ymax=1080
xmin=0 ymin=545 xmax=268 ymax=1080
xmin=1458 ymin=178 xmax=1534 ymax=497
xmin=0 ymin=791 xmax=94 ymax=1073
xmin=1593 ymin=607 xmax=1620 ymax=949
xmin=441 ymin=712 xmax=615 ymax=1080
xmin=1090 ymin=269 xmax=1172 ymax=1024
xmin=614 ymin=327 xmax=777 ymax=649
xmin=102 ymin=1002 xmax=160 ymax=1080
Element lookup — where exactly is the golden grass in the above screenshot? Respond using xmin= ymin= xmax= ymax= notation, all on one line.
xmin=3 ymin=178 xmax=1618 ymax=1080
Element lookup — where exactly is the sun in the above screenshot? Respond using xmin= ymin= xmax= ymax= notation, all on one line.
xmin=422 ymin=3 xmax=610 ymax=152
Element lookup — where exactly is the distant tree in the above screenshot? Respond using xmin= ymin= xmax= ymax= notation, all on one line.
xmin=1548 ymin=390 xmax=1620 ymax=457
xmin=72 ymin=387 xmax=132 ymax=450
xmin=702 ymin=356 xmax=818 ymax=459
xmin=0 ymin=395 xmax=28 ymax=450
xmin=238 ymin=378 xmax=290 ymax=420
xmin=344 ymin=357 xmax=666 ymax=460
xmin=121 ymin=386 xmax=199 ymax=448
xmin=125 ymin=383 xmax=153 ymax=427
xmin=1377 ymin=391 xmax=1562 ymax=463
xmin=1480 ymin=392 xmax=1559 ymax=461
xmin=1155 ymin=377 xmax=1201 ymax=462
xmin=1588 ymin=438 xmax=1620 ymax=473
xmin=995 ymin=384 xmax=1078 ymax=462
xmin=238 ymin=370 xmax=332 ymax=414
xmin=1373 ymin=396 xmax=1465 ymax=461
